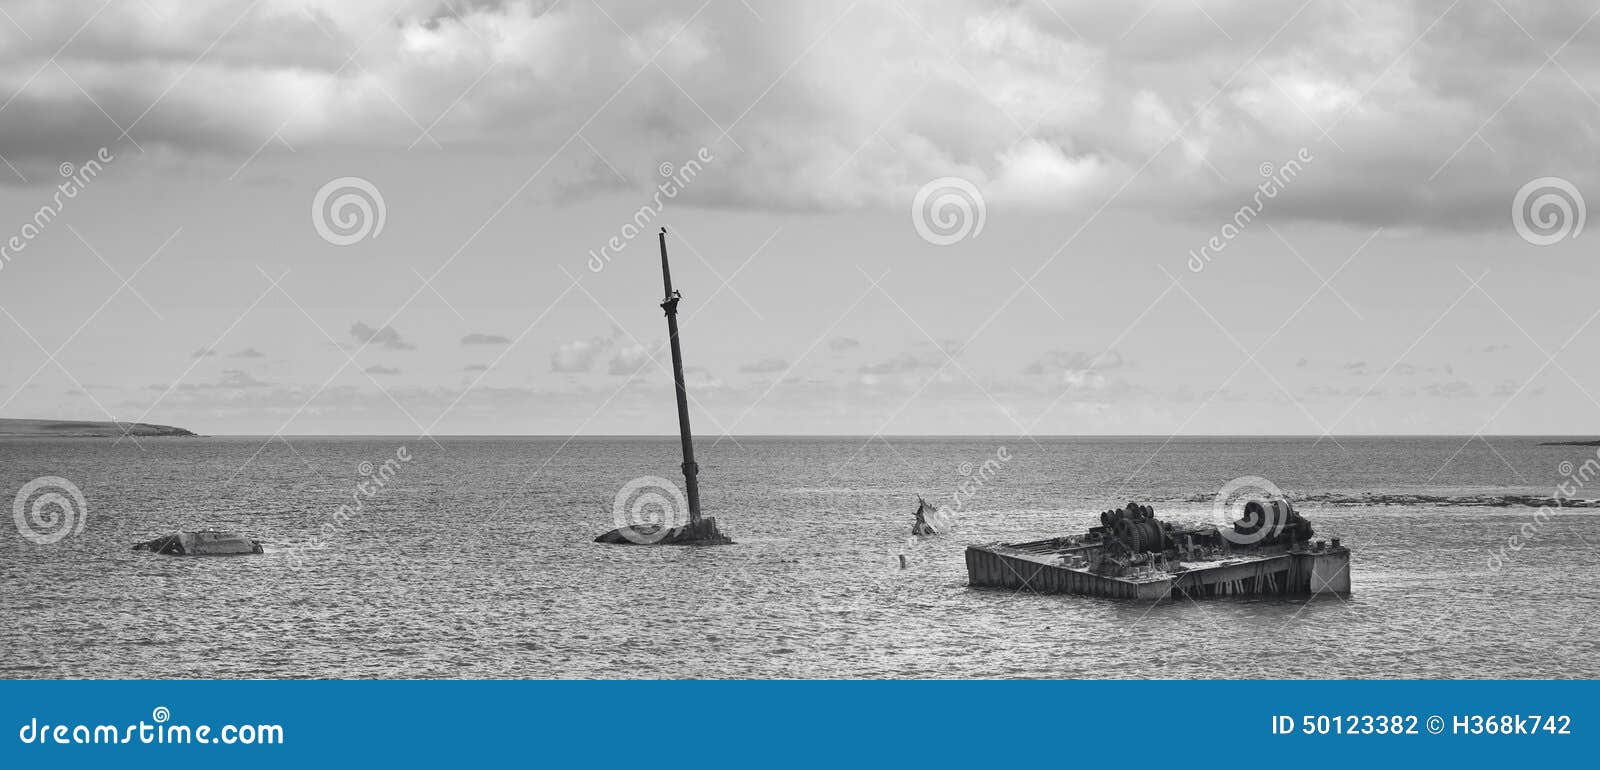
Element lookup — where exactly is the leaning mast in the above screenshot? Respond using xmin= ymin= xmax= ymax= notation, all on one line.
xmin=657 ymin=227 xmax=702 ymax=525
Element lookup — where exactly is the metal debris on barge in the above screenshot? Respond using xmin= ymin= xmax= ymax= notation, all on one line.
xmin=966 ymin=500 xmax=1350 ymax=601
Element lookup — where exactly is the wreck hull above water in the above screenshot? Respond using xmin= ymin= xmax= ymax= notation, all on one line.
xmin=966 ymin=541 xmax=1351 ymax=601
xmin=966 ymin=500 xmax=1351 ymax=601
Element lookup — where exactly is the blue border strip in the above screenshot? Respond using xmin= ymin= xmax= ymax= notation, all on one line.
xmin=2 ymin=680 xmax=1593 ymax=768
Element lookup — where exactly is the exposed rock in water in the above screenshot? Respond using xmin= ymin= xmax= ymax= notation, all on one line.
xmin=133 ymin=531 xmax=263 ymax=556
xmin=0 ymin=418 xmax=197 ymax=437
xmin=595 ymin=517 xmax=733 ymax=545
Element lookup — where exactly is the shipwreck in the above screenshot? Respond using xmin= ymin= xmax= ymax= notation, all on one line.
xmin=133 ymin=531 xmax=264 ymax=556
xmin=594 ymin=227 xmax=731 ymax=546
xmin=966 ymin=500 xmax=1350 ymax=600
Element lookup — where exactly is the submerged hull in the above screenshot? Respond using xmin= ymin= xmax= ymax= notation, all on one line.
xmin=593 ymin=517 xmax=732 ymax=545
xmin=133 ymin=531 xmax=264 ymax=556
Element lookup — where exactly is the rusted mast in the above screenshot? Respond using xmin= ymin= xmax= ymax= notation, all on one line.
xmin=657 ymin=227 xmax=702 ymax=525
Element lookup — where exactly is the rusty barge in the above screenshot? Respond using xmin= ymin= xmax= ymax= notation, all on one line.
xmin=966 ymin=500 xmax=1350 ymax=601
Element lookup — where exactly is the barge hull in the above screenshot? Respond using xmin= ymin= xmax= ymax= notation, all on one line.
xmin=966 ymin=545 xmax=1350 ymax=601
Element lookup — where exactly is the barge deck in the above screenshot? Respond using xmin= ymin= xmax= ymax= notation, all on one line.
xmin=966 ymin=500 xmax=1351 ymax=601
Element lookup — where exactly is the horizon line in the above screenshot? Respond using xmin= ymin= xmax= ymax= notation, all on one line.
xmin=83 ymin=432 xmax=1600 ymax=439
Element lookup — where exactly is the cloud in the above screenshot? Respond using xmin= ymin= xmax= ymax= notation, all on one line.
xmin=464 ymin=363 xmax=489 ymax=372
xmin=350 ymin=322 xmax=414 ymax=351
xmin=365 ymin=365 xmax=401 ymax=376
xmin=217 ymin=369 xmax=268 ymax=389
xmin=683 ymin=366 xmax=723 ymax=390
xmin=607 ymin=344 xmax=652 ymax=375
xmin=1422 ymin=380 xmax=1476 ymax=398
xmin=829 ymin=337 xmax=861 ymax=352
xmin=229 ymin=348 xmax=265 ymax=358
xmin=739 ymin=357 xmax=788 ymax=374
xmin=191 ymin=347 xmax=215 ymax=358
xmin=552 ymin=337 xmax=611 ymax=373
xmin=145 ymin=371 xmax=273 ymax=393
xmin=1021 ymin=349 xmax=1129 ymax=393
xmin=552 ymin=327 xmax=662 ymax=375
xmin=157 ymin=369 xmax=270 ymax=391
xmin=3 ymin=2 xmax=1591 ymax=229
xmin=1023 ymin=349 xmax=1124 ymax=376
xmin=860 ymin=350 xmax=943 ymax=375
xmin=461 ymin=333 xmax=511 ymax=346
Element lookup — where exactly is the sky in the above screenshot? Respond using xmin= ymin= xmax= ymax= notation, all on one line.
xmin=0 ymin=0 xmax=1597 ymax=436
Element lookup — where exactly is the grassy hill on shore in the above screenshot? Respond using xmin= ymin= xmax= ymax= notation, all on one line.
xmin=0 ymin=418 xmax=197 ymax=437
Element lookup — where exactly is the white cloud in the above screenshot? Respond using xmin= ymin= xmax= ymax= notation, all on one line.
xmin=551 ymin=336 xmax=611 ymax=373
xmin=2 ymin=1 xmax=1592 ymax=228
xmin=607 ymin=343 xmax=651 ymax=376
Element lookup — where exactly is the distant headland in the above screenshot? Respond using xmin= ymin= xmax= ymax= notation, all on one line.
xmin=0 ymin=418 xmax=197 ymax=438
xmin=1539 ymin=439 xmax=1600 ymax=447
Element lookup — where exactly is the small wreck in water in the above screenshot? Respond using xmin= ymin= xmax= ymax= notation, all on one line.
xmin=133 ymin=531 xmax=264 ymax=556
xmin=966 ymin=500 xmax=1350 ymax=600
